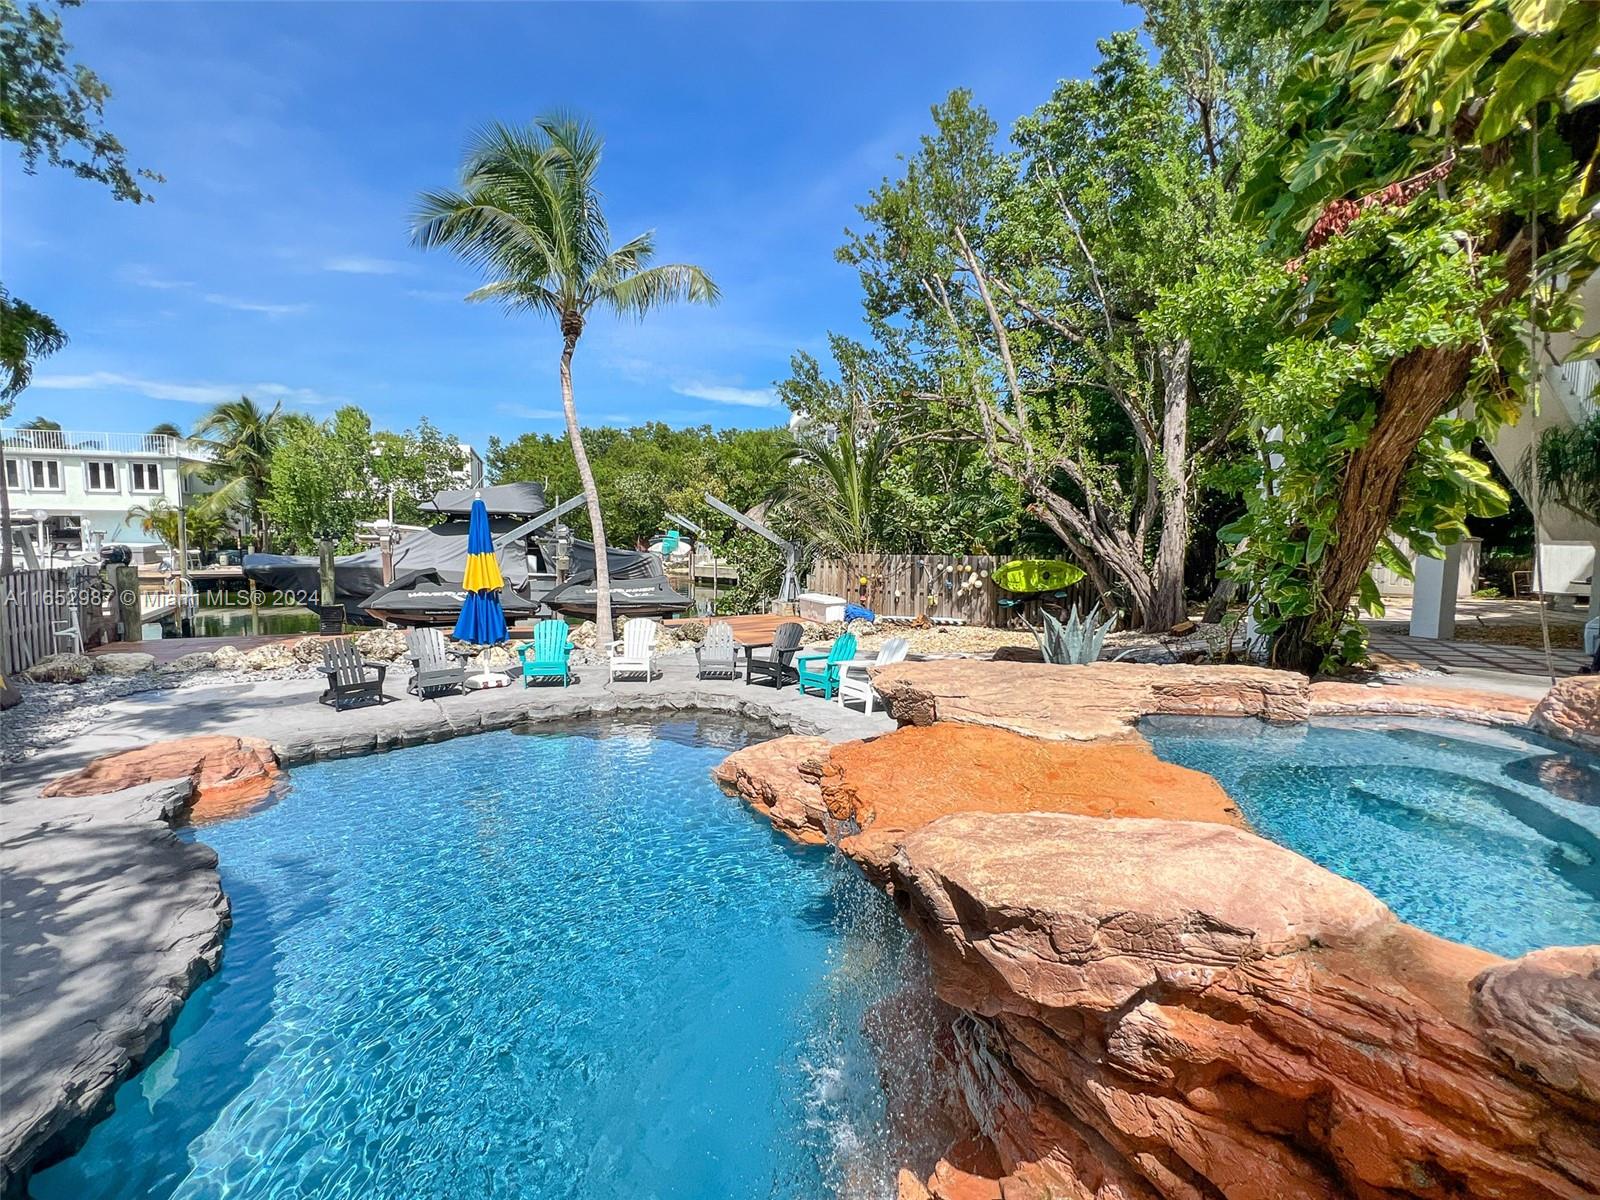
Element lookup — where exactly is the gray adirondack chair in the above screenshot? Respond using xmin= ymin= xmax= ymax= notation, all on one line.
xmin=405 ymin=627 xmax=467 ymax=698
xmin=744 ymin=621 xmax=803 ymax=688
xmin=316 ymin=636 xmax=388 ymax=711
xmin=695 ymin=621 xmax=739 ymax=679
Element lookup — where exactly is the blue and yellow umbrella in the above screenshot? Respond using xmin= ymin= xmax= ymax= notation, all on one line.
xmin=453 ymin=497 xmax=508 ymax=645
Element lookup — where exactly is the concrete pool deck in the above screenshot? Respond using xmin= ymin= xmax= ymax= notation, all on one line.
xmin=0 ymin=658 xmax=892 ymax=1195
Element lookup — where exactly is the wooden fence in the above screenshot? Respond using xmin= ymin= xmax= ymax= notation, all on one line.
xmin=805 ymin=553 xmax=1092 ymax=627
xmin=1 ymin=566 xmax=113 ymax=676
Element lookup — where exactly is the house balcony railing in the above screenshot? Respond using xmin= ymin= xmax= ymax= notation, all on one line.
xmin=0 ymin=428 xmax=214 ymax=460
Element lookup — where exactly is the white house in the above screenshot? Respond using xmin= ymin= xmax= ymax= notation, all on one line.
xmin=0 ymin=427 xmax=216 ymax=565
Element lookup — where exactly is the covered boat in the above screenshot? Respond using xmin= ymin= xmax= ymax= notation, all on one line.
xmin=360 ymin=569 xmax=539 ymax=626
xmin=539 ymin=572 xmax=692 ymax=619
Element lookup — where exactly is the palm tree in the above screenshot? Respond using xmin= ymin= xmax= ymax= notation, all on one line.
xmin=785 ymin=422 xmax=896 ymax=558
xmin=412 ymin=114 xmax=718 ymax=636
xmin=0 ymin=287 xmax=67 ymax=573
xmin=189 ymin=395 xmax=287 ymax=552
xmin=126 ymin=499 xmax=181 ymax=547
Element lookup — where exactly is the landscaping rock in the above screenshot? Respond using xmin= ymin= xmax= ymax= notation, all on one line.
xmin=211 ymin=644 xmax=247 ymax=670
xmin=871 ymin=659 xmax=1310 ymax=741
xmin=567 ymin=620 xmax=600 ymax=650
xmin=890 ymin=811 xmax=1600 ymax=1200
xmin=160 ymin=650 xmax=218 ymax=674
xmin=470 ymin=644 xmax=520 ymax=673
xmin=42 ymin=734 xmax=282 ymax=821
xmin=1530 ymin=675 xmax=1600 ymax=753
xmin=353 ymin=628 xmax=408 ymax=661
xmin=21 ymin=653 xmax=93 ymax=684
xmin=674 ymin=619 xmax=707 ymax=643
xmin=291 ymin=636 xmax=328 ymax=664
xmin=91 ymin=651 xmax=156 ymax=676
xmin=240 ymin=642 xmax=299 ymax=671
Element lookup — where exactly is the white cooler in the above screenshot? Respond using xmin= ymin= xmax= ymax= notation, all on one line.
xmin=796 ymin=592 xmax=847 ymax=623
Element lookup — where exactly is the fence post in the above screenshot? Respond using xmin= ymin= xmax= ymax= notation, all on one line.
xmin=112 ymin=564 xmax=142 ymax=642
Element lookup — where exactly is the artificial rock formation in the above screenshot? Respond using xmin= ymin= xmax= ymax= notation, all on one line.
xmin=871 ymin=660 xmax=1312 ymax=741
xmin=42 ymin=734 xmax=281 ymax=823
xmin=715 ymin=724 xmax=1242 ymax=880
xmin=0 ymin=780 xmax=229 ymax=1196
xmin=890 ymin=812 xmax=1600 ymax=1200
xmin=1308 ymin=679 xmax=1538 ymax=726
xmin=1530 ymin=675 xmax=1600 ymax=753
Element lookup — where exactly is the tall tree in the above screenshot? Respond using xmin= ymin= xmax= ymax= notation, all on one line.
xmin=189 ymin=396 xmax=289 ymax=552
xmin=1191 ymin=0 xmax=1600 ymax=671
xmin=413 ymin=115 xmax=718 ymax=636
xmin=839 ymin=16 xmax=1284 ymax=629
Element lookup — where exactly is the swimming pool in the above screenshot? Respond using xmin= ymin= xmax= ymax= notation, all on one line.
xmin=32 ymin=718 xmax=919 ymax=1200
xmin=1143 ymin=716 xmax=1600 ymax=958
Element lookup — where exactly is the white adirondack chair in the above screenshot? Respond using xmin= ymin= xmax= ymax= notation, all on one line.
xmin=836 ymin=636 xmax=909 ymax=712
xmin=609 ymin=618 xmax=658 ymax=682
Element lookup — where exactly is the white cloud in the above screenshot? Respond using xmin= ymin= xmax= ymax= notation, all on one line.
xmin=203 ymin=293 xmax=310 ymax=316
xmin=31 ymin=371 xmax=339 ymax=407
xmin=495 ymin=402 xmax=563 ymax=421
xmin=671 ymin=382 xmax=780 ymax=409
xmin=121 ymin=265 xmax=195 ymax=291
xmin=406 ymin=287 xmax=466 ymax=302
xmin=323 ymin=255 xmax=409 ymax=275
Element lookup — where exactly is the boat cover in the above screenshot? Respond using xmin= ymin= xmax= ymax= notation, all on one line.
xmin=360 ymin=569 xmax=537 ymax=621
xmin=423 ymin=482 xmax=547 ymax=517
xmin=540 ymin=572 xmax=692 ymax=619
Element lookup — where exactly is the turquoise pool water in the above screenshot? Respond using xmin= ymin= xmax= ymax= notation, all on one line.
xmin=32 ymin=718 xmax=920 ymax=1200
xmin=1143 ymin=716 xmax=1600 ymax=958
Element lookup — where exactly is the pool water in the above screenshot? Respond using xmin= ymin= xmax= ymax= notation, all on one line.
xmin=1143 ymin=716 xmax=1600 ymax=958
xmin=32 ymin=718 xmax=919 ymax=1200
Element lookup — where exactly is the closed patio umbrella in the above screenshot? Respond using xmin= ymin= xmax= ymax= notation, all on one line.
xmin=454 ymin=498 xmax=509 ymax=684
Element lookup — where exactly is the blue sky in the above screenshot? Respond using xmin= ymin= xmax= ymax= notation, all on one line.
xmin=4 ymin=1 xmax=1133 ymax=450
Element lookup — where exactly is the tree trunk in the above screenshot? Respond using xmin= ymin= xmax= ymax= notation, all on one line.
xmin=1145 ymin=339 xmax=1192 ymax=631
xmin=559 ymin=330 xmax=612 ymax=641
xmin=1272 ymin=343 xmax=1475 ymax=673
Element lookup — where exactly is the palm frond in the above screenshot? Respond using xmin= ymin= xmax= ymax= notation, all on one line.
xmin=598 ymin=263 xmax=720 ymax=319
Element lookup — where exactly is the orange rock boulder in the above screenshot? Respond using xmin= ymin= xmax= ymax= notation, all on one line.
xmin=1531 ymin=675 xmax=1600 ymax=752
xmin=710 ymin=735 xmax=833 ymax=845
xmin=889 ymin=811 xmax=1600 ymax=1200
xmin=43 ymin=735 xmax=281 ymax=822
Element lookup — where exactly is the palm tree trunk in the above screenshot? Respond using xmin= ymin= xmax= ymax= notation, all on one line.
xmin=559 ymin=332 xmax=612 ymax=640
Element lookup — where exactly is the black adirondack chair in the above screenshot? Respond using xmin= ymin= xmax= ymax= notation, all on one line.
xmin=316 ymin=636 xmax=388 ymax=711
xmin=405 ymin=627 xmax=467 ymax=699
xmin=695 ymin=621 xmax=740 ymax=680
xmin=744 ymin=621 xmax=803 ymax=688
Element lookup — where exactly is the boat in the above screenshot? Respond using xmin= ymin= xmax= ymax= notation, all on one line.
xmin=243 ymin=482 xmax=693 ymax=626
xmin=990 ymin=558 xmax=1086 ymax=595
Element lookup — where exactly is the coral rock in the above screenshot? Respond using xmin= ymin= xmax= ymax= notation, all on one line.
xmin=160 ymin=650 xmax=219 ymax=674
xmin=1531 ymin=675 xmax=1600 ymax=753
xmin=353 ymin=628 xmax=408 ymax=662
xmin=871 ymin=660 xmax=1309 ymax=742
xmin=42 ymin=735 xmax=281 ymax=821
xmin=889 ymin=811 xmax=1600 ymax=1200
xmin=21 ymin=653 xmax=93 ymax=684
xmin=91 ymin=651 xmax=156 ymax=676
xmin=712 ymin=735 xmax=833 ymax=845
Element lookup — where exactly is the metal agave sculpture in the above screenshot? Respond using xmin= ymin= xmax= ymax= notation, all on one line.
xmin=1029 ymin=603 xmax=1117 ymax=665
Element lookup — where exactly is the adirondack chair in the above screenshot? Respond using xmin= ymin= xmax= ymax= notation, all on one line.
xmin=316 ymin=636 xmax=388 ymax=711
xmin=795 ymin=632 xmax=858 ymax=700
xmin=405 ymin=627 xmax=467 ymax=699
xmin=518 ymin=618 xmax=575 ymax=687
xmin=695 ymin=621 xmax=739 ymax=680
xmin=836 ymin=636 xmax=909 ymax=713
xmin=744 ymin=621 xmax=803 ymax=688
xmin=609 ymin=618 xmax=657 ymax=682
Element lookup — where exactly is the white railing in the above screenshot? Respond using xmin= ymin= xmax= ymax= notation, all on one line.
xmin=0 ymin=428 xmax=213 ymax=460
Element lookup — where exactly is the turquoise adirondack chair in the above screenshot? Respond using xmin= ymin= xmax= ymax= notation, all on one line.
xmin=518 ymin=618 xmax=574 ymax=687
xmin=794 ymin=632 xmax=857 ymax=700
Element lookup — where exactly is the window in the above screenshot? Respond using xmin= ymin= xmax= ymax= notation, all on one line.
xmin=85 ymin=460 xmax=117 ymax=492
xmin=130 ymin=462 xmax=162 ymax=493
xmin=28 ymin=459 xmax=61 ymax=490
xmin=3 ymin=459 xmax=18 ymax=490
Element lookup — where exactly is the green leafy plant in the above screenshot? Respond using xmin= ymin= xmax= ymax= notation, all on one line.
xmin=1025 ymin=603 xmax=1118 ymax=665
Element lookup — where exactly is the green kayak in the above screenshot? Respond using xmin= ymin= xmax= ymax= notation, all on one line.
xmin=991 ymin=558 xmax=1086 ymax=595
